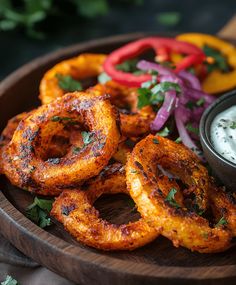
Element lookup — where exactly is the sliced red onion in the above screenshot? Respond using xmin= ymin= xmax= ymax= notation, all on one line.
xmin=137 ymin=60 xmax=174 ymax=76
xmin=175 ymin=108 xmax=204 ymax=160
xmin=179 ymin=70 xmax=201 ymax=90
xmin=184 ymin=87 xmax=215 ymax=106
xmin=150 ymin=90 xmax=176 ymax=131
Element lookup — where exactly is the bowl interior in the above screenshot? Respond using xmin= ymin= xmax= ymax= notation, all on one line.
xmin=200 ymin=90 xmax=236 ymax=168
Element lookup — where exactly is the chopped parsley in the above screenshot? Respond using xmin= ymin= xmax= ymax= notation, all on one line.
xmin=196 ymin=98 xmax=205 ymax=107
xmin=215 ymin=217 xmax=228 ymax=227
xmin=203 ymin=45 xmax=230 ymax=73
xmin=1 ymin=276 xmax=18 ymax=285
xmin=116 ymin=59 xmax=139 ymax=73
xmin=165 ymin=188 xmax=180 ymax=208
xmin=175 ymin=137 xmax=182 ymax=143
xmin=130 ymin=169 xmax=138 ymax=174
xmin=156 ymin=127 xmax=170 ymax=137
xmin=81 ymin=131 xmax=95 ymax=145
xmin=230 ymin=121 xmax=236 ymax=129
xmin=153 ymin=138 xmax=159 ymax=144
xmin=98 ymin=72 xmax=111 ymax=84
xmin=26 ymin=197 xmax=54 ymax=228
xmin=186 ymin=123 xmax=199 ymax=135
xmin=137 ymin=81 xmax=181 ymax=110
xmin=56 ymin=74 xmax=83 ymax=92
xmin=51 ymin=116 xmax=72 ymax=122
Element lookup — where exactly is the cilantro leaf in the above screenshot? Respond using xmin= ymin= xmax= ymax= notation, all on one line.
xmin=137 ymin=88 xmax=152 ymax=109
xmin=175 ymin=137 xmax=182 ymax=143
xmin=1 ymin=275 xmax=18 ymax=285
xmin=51 ymin=116 xmax=73 ymax=122
xmin=156 ymin=12 xmax=181 ymax=27
xmin=165 ymin=188 xmax=180 ymax=208
xmin=73 ymin=0 xmax=109 ymax=18
xmin=230 ymin=121 xmax=236 ymax=129
xmin=98 ymin=72 xmax=111 ymax=84
xmin=156 ymin=127 xmax=169 ymax=137
xmin=81 ymin=131 xmax=95 ymax=145
xmin=26 ymin=197 xmax=54 ymax=228
xmin=196 ymin=98 xmax=205 ymax=107
xmin=153 ymin=138 xmax=159 ymax=144
xmin=203 ymin=45 xmax=230 ymax=73
xmin=215 ymin=217 xmax=228 ymax=227
xmin=186 ymin=123 xmax=199 ymax=135
xmin=56 ymin=74 xmax=82 ymax=92
xmin=116 ymin=59 xmax=139 ymax=73
xmin=151 ymin=82 xmax=181 ymax=94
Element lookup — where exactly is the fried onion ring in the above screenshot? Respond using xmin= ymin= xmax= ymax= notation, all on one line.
xmin=126 ymin=135 xmax=235 ymax=253
xmin=2 ymin=90 xmax=120 ymax=195
xmin=39 ymin=53 xmax=106 ymax=105
xmin=90 ymin=82 xmax=155 ymax=137
xmin=51 ymin=163 xmax=160 ymax=250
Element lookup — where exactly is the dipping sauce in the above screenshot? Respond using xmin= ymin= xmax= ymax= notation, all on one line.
xmin=211 ymin=105 xmax=236 ymax=164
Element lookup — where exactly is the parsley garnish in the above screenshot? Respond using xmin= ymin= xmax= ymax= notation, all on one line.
xmin=156 ymin=127 xmax=169 ymax=137
xmin=165 ymin=188 xmax=180 ymax=208
xmin=156 ymin=12 xmax=181 ymax=27
xmin=175 ymin=137 xmax=182 ymax=143
xmin=51 ymin=116 xmax=72 ymax=122
xmin=215 ymin=217 xmax=228 ymax=227
xmin=116 ymin=59 xmax=139 ymax=73
xmin=1 ymin=275 xmax=18 ymax=285
xmin=203 ymin=45 xmax=230 ymax=73
xmin=56 ymin=74 xmax=82 ymax=92
xmin=98 ymin=72 xmax=111 ymax=84
xmin=137 ymin=81 xmax=181 ymax=110
xmin=81 ymin=131 xmax=95 ymax=145
xmin=26 ymin=197 xmax=54 ymax=228
xmin=230 ymin=121 xmax=236 ymax=129
xmin=130 ymin=169 xmax=138 ymax=174
xmin=186 ymin=123 xmax=199 ymax=135
xmin=153 ymin=138 xmax=159 ymax=144
xmin=196 ymin=98 xmax=205 ymax=107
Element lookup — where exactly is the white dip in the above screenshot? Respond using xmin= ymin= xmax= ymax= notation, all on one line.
xmin=211 ymin=105 xmax=236 ymax=164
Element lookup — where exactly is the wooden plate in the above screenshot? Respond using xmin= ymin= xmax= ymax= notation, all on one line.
xmin=0 ymin=33 xmax=235 ymax=285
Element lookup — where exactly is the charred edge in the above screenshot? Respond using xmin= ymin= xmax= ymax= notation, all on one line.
xmin=19 ymin=144 xmax=35 ymax=158
xmin=19 ymin=171 xmax=39 ymax=189
xmin=61 ymin=204 xmax=76 ymax=216
xmin=22 ymin=128 xmax=39 ymax=142
xmin=47 ymin=158 xmax=61 ymax=164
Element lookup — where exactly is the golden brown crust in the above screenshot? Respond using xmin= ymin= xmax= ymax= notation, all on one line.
xmin=51 ymin=163 xmax=159 ymax=250
xmin=39 ymin=53 xmax=107 ymax=105
xmin=2 ymin=90 xmax=120 ymax=195
xmin=126 ymin=135 xmax=235 ymax=253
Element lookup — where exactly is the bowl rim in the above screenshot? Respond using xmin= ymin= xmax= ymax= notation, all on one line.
xmin=200 ymin=89 xmax=236 ymax=168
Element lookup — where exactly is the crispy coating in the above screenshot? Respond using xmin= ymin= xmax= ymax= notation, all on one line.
xmin=0 ymin=112 xmax=29 ymax=174
xmin=51 ymin=163 xmax=160 ymax=250
xmin=126 ymin=135 xmax=235 ymax=253
xmin=39 ymin=53 xmax=107 ymax=104
xmin=90 ymin=82 xmax=155 ymax=137
xmin=2 ymin=90 xmax=120 ymax=195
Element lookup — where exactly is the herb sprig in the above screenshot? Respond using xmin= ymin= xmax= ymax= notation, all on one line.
xmin=165 ymin=188 xmax=180 ymax=209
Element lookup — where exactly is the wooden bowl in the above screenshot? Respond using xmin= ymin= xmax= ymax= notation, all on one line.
xmin=0 ymin=33 xmax=235 ymax=285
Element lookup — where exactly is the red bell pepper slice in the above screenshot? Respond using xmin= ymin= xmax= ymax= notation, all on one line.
xmin=103 ymin=37 xmax=205 ymax=87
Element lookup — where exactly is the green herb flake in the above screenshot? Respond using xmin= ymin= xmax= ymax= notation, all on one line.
xmin=151 ymin=82 xmax=181 ymax=94
xmin=186 ymin=123 xmax=199 ymax=135
xmin=137 ymin=87 xmax=152 ymax=109
xmin=26 ymin=197 xmax=54 ymax=228
xmin=130 ymin=169 xmax=138 ymax=174
xmin=51 ymin=116 xmax=72 ymax=122
xmin=203 ymin=45 xmax=230 ymax=73
xmin=156 ymin=12 xmax=181 ymax=27
xmin=98 ymin=72 xmax=111 ymax=84
xmin=201 ymin=232 xmax=209 ymax=240
xmin=165 ymin=188 xmax=180 ymax=208
xmin=73 ymin=146 xmax=82 ymax=154
xmin=153 ymin=138 xmax=159 ymax=144
xmin=230 ymin=121 xmax=236 ymax=129
xmin=81 ymin=131 xmax=95 ymax=145
xmin=1 ymin=275 xmax=18 ymax=285
xmin=215 ymin=217 xmax=228 ymax=227
xmin=56 ymin=74 xmax=82 ymax=92
xmin=175 ymin=137 xmax=182 ymax=143
xmin=196 ymin=98 xmax=205 ymax=107
xmin=185 ymin=100 xmax=195 ymax=110
xmin=116 ymin=59 xmax=139 ymax=73
xmin=156 ymin=127 xmax=169 ymax=137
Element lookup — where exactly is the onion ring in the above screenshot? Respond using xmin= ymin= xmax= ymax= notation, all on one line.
xmin=2 ymin=90 xmax=120 ymax=195
xmin=39 ymin=53 xmax=106 ymax=104
xmin=90 ymin=82 xmax=155 ymax=137
xmin=51 ymin=163 xmax=160 ymax=250
xmin=126 ymin=135 xmax=234 ymax=253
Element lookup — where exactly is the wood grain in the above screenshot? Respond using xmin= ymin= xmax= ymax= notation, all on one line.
xmin=0 ymin=33 xmax=235 ymax=285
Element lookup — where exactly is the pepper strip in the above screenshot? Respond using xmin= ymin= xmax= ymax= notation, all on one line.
xmin=177 ymin=33 xmax=236 ymax=94
xmin=103 ymin=37 xmax=205 ymax=87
